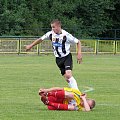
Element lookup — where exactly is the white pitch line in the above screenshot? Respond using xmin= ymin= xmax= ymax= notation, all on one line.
xmin=97 ymin=103 xmax=120 ymax=107
xmin=82 ymin=86 xmax=120 ymax=107
xmin=82 ymin=86 xmax=94 ymax=93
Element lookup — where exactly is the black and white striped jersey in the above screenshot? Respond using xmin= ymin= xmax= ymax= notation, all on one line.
xmin=40 ymin=29 xmax=79 ymax=58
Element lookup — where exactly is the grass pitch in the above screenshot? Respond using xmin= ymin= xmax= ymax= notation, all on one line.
xmin=0 ymin=54 xmax=120 ymax=120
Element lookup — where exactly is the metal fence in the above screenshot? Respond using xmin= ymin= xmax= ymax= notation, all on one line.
xmin=0 ymin=36 xmax=120 ymax=54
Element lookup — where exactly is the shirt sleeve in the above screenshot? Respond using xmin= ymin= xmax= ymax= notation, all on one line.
xmin=40 ymin=31 xmax=51 ymax=40
xmin=67 ymin=33 xmax=79 ymax=44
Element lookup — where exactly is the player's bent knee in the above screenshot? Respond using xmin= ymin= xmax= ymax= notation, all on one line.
xmin=65 ymin=70 xmax=72 ymax=79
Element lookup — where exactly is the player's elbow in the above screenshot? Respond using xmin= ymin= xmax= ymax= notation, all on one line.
xmin=77 ymin=40 xmax=80 ymax=44
xmin=65 ymin=91 xmax=74 ymax=99
xmin=68 ymin=105 xmax=75 ymax=111
xmin=37 ymin=38 xmax=43 ymax=43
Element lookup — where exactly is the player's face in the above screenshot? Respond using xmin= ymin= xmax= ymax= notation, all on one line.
xmin=87 ymin=100 xmax=93 ymax=109
xmin=51 ymin=23 xmax=61 ymax=34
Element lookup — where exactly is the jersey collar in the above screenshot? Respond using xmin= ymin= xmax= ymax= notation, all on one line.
xmin=52 ymin=29 xmax=63 ymax=35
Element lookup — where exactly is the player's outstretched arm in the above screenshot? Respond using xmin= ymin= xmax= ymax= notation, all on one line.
xmin=80 ymin=94 xmax=91 ymax=112
xmin=77 ymin=40 xmax=82 ymax=64
xmin=26 ymin=38 xmax=43 ymax=51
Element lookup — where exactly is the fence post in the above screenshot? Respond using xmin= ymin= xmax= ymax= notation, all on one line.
xmin=37 ymin=44 xmax=40 ymax=55
xmin=116 ymin=41 xmax=118 ymax=53
xmin=113 ymin=40 xmax=116 ymax=55
xmin=114 ymin=29 xmax=117 ymax=55
xmin=95 ymin=39 xmax=99 ymax=55
xmin=17 ymin=37 xmax=21 ymax=55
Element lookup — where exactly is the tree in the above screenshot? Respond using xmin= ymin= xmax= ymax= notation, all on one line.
xmin=0 ymin=0 xmax=119 ymax=38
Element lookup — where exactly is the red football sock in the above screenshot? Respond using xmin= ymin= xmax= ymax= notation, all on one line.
xmin=48 ymin=90 xmax=65 ymax=99
xmin=48 ymin=102 xmax=68 ymax=110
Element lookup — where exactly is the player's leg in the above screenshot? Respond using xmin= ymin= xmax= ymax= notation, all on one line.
xmin=48 ymin=102 xmax=76 ymax=111
xmin=56 ymin=57 xmax=65 ymax=75
xmin=47 ymin=96 xmax=58 ymax=110
xmin=41 ymin=95 xmax=58 ymax=110
xmin=64 ymin=70 xmax=79 ymax=90
xmin=41 ymin=95 xmax=68 ymax=110
xmin=41 ymin=92 xmax=75 ymax=111
xmin=45 ymin=96 xmax=68 ymax=110
xmin=48 ymin=102 xmax=68 ymax=110
xmin=55 ymin=53 xmax=78 ymax=90
xmin=47 ymin=90 xmax=74 ymax=99
xmin=47 ymin=99 xmax=75 ymax=111
xmin=64 ymin=53 xmax=79 ymax=90
xmin=47 ymin=90 xmax=65 ymax=99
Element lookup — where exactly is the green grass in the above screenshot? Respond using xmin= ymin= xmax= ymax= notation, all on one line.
xmin=0 ymin=54 xmax=120 ymax=120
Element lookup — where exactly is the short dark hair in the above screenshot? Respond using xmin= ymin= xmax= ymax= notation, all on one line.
xmin=90 ymin=100 xmax=96 ymax=110
xmin=51 ymin=19 xmax=61 ymax=26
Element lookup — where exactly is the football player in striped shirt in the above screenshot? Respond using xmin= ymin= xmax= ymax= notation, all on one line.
xmin=26 ymin=19 xmax=82 ymax=90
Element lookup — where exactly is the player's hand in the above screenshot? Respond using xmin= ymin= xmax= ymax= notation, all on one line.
xmin=80 ymin=93 xmax=87 ymax=100
xmin=77 ymin=53 xmax=82 ymax=64
xmin=26 ymin=45 xmax=32 ymax=52
xmin=39 ymin=89 xmax=44 ymax=96
xmin=39 ymin=88 xmax=48 ymax=96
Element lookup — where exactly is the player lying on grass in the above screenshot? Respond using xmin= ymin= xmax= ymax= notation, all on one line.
xmin=39 ymin=87 xmax=95 ymax=111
